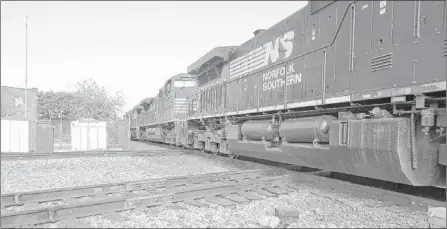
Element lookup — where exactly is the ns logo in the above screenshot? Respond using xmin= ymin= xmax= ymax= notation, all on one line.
xmin=262 ymin=31 xmax=295 ymax=65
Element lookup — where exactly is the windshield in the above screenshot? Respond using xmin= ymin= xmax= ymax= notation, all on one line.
xmin=173 ymin=80 xmax=197 ymax=88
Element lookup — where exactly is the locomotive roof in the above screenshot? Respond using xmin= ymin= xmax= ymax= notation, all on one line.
xmin=132 ymin=104 xmax=143 ymax=111
xmin=169 ymin=73 xmax=190 ymax=80
xmin=139 ymin=97 xmax=155 ymax=106
xmin=186 ymin=4 xmax=309 ymax=76
xmin=236 ymin=4 xmax=308 ymax=50
xmin=187 ymin=46 xmax=237 ymax=75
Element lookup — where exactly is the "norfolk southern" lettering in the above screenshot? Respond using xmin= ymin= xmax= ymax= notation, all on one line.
xmin=262 ymin=63 xmax=302 ymax=91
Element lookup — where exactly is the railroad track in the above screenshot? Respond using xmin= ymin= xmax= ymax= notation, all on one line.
xmin=0 ymin=149 xmax=188 ymax=161
xmin=137 ymin=140 xmax=447 ymax=227
xmin=1 ymin=168 xmax=289 ymax=228
xmin=2 ymin=166 xmax=445 ymax=228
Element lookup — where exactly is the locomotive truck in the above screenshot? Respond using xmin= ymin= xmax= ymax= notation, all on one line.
xmin=130 ymin=1 xmax=446 ymax=187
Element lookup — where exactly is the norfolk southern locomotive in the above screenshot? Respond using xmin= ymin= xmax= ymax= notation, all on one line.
xmin=128 ymin=1 xmax=447 ymax=187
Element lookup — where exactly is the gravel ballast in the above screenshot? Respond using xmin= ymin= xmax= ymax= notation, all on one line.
xmin=1 ymin=155 xmax=239 ymax=194
xmin=28 ymin=184 xmax=431 ymax=228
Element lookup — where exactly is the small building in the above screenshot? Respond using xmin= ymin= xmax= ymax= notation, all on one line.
xmin=1 ymin=86 xmax=38 ymax=121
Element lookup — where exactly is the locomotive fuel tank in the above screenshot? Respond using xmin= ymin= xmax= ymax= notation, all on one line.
xmin=279 ymin=116 xmax=337 ymax=143
xmin=240 ymin=120 xmax=280 ymax=141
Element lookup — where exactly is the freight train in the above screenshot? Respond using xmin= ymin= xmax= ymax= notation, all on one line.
xmin=129 ymin=1 xmax=446 ymax=188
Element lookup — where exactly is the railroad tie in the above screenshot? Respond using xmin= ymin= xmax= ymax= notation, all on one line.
xmin=62 ymin=219 xmax=91 ymax=228
xmin=282 ymin=186 xmax=299 ymax=192
xmin=220 ymin=194 xmax=250 ymax=204
xmin=204 ymin=196 xmax=237 ymax=209
xmin=241 ymin=176 xmax=258 ymax=182
xmin=25 ymin=202 xmax=42 ymax=210
xmin=285 ymin=184 xmax=302 ymax=191
xmin=103 ymin=212 xmax=129 ymax=222
xmin=34 ymin=197 xmax=64 ymax=204
xmin=1 ymin=205 xmax=11 ymax=214
xmin=263 ymin=186 xmax=288 ymax=195
xmin=254 ymin=188 xmax=277 ymax=197
xmin=163 ymin=204 xmax=189 ymax=211
xmin=235 ymin=191 xmax=262 ymax=200
xmin=63 ymin=197 xmax=78 ymax=205
xmin=381 ymin=193 xmax=414 ymax=209
xmin=183 ymin=200 xmax=209 ymax=208
xmin=94 ymin=194 xmax=113 ymax=202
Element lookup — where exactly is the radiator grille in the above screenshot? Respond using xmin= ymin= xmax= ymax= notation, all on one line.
xmin=371 ymin=53 xmax=393 ymax=72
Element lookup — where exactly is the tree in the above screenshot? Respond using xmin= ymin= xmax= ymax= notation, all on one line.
xmin=37 ymin=79 xmax=124 ymax=121
xmin=74 ymin=79 xmax=124 ymax=120
xmin=37 ymin=91 xmax=81 ymax=120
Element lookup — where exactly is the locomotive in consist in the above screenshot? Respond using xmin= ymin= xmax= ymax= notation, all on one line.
xmin=130 ymin=1 xmax=446 ymax=187
xmin=129 ymin=73 xmax=198 ymax=143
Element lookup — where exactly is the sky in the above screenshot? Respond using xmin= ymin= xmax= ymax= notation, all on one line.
xmin=1 ymin=1 xmax=308 ymax=111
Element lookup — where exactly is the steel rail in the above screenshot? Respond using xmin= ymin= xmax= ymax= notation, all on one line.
xmin=1 ymin=174 xmax=293 ymax=228
xmin=1 ymin=168 xmax=279 ymax=207
xmin=2 ymin=168 xmax=445 ymax=228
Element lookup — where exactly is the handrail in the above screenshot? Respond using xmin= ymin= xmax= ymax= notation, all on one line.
xmin=185 ymin=1 xmax=356 ymax=102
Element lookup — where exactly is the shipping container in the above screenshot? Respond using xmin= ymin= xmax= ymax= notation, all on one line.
xmin=1 ymin=118 xmax=33 ymax=153
xmin=71 ymin=119 xmax=107 ymax=151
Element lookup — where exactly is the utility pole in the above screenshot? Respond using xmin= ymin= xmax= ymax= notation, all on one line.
xmin=128 ymin=113 xmax=131 ymax=149
xmin=60 ymin=114 xmax=63 ymax=149
xmin=24 ymin=12 xmax=28 ymax=120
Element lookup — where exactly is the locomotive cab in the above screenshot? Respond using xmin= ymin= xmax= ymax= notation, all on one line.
xmin=187 ymin=46 xmax=238 ymax=115
xmin=162 ymin=74 xmax=199 ymax=119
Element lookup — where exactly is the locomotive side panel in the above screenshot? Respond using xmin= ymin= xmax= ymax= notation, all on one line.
xmin=259 ymin=62 xmax=288 ymax=109
xmin=389 ymin=1 xmax=425 ymax=89
xmin=225 ymin=80 xmax=238 ymax=112
xmin=351 ymin=1 xmax=446 ymax=98
xmin=227 ymin=1 xmax=359 ymax=111
xmin=351 ymin=1 xmax=375 ymax=93
xmin=328 ymin=1 xmax=353 ymax=98
xmin=250 ymin=73 xmax=261 ymax=110
xmin=306 ymin=51 xmax=323 ymax=101
xmin=239 ymin=77 xmax=248 ymax=110
xmin=316 ymin=4 xmax=338 ymax=98
xmin=224 ymin=0 xmax=445 ymax=113
xmin=365 ymin=0 xmax=396 ymax=91
xmin=415 ymin=1 xmax=446 ymax=85
xmin=285 ymin=57 xmax=306 ymax=104
xmin=224 ymin=9 xmax=305 ymax=111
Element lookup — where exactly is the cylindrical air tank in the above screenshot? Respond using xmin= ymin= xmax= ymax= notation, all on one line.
xmin=240 ymin=120 xmax=280 ymax=141
xmin=279 ymin=115 xmax=337 ymax=143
